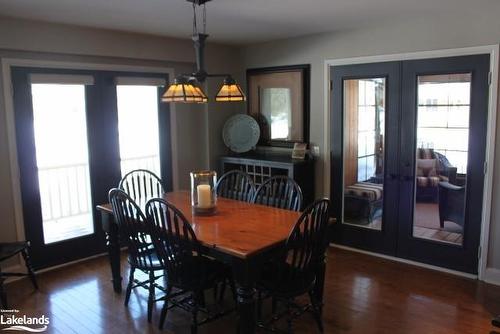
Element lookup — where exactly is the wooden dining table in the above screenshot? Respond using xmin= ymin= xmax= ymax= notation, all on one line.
xmin=97 ymin=190 xmax=327 ymax=334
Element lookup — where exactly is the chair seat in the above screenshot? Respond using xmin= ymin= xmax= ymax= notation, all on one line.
xmin=0 ymin=242 xmax=29 ymax=262
xmin=258 ymin=261 xmax=316 ymax=298
xmin=345 ymin=182 xmax=383 ymax=201
xmin=416 ymin=176 xmax=441 ymax=187
xmin=173 ymin=256 xmax=228 ymax=290
xmin=129 ymin=247 xmax=164 ymax=271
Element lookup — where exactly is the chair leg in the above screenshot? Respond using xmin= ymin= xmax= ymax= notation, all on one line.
xmin=147 ymin=270 xmax=156 ymax=323
xmin=0 ymin=268 xmax=7 ymax=309
xmin=271 ymin=297 xmax=278 ymax=315
xmin=197 ymin=291 xmax=206 ymax=308
xmin=124 ymin=267 xmax=135 ymax=306
xmin=159 ymin=286 xmax=172 ymax=330
xmin=191 ymin=293 xmax=199 ymax=334
xmin=308 ymin=290 xmax=324 ymax=333
xmin=256 ymin=290 xmax=263 ymax=322
xmin=213 ymin=283 xmax=219 ymax=302
xmin=285 ymin=300 xmax=293 ymax=334
xmin=21 ymin=248 xmax=38 ymax=290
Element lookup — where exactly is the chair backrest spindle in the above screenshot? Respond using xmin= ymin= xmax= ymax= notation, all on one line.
xmin=109 ymin=188 xmax=156 ymax=269
xmin=216 ymin=170 xmax=256 ymax=202
xmin=146 ymin=198 xmax=203 ymax=288
xmin=253 ymin=176 xmax=303 ymax=211
xmin=279 ymin=199 xmax=330 ymax=284
xmin=119 ymin=169 xmax=165 ymax=204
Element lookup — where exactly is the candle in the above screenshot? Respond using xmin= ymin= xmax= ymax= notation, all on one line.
xmin=197 ymin=184 xmax=212 ymax=209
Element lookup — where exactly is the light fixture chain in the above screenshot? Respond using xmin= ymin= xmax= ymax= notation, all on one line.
xmin=203 ymin=3 xmax=207 ymax=34
xmin=192 ymin=2 xmax=197 ymax=35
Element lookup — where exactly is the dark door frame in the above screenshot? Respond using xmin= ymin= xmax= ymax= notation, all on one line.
xmin=10 ymin=66 xmax=172 ymax=269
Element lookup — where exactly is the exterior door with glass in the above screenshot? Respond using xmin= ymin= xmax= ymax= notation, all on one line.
xmin=330 ymin=55 xmax=490 ymax=274
xmin=330 ymin=62 xmax=401 ymax=255
xmin=397 ymin=55 xmax=490 ymax=274
xmin=11 ymin=67 xmax=171 ymax=269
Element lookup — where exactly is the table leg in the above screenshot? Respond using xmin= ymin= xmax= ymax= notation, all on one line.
xmin=232 ymin=259 xmax=257 ymax=334
xmin=101 ymin=211 xmax=122 ymax=293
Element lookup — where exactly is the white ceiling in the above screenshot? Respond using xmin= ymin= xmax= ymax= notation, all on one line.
xmin=0 ymin=0 xmax=494 ymax=45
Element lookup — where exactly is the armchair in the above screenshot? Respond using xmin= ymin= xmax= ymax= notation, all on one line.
xmin=438 ymin=181 xmax=465 ymax=230
xmin=416 ymin=148 xmax=457 ymax=202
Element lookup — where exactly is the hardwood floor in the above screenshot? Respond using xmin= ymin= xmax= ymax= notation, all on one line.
xmin=4 ymin=248 xmax=500 ymax=334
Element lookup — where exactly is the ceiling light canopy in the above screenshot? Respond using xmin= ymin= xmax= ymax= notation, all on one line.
xmin=162 ymin=0 xmax=245 ymax=104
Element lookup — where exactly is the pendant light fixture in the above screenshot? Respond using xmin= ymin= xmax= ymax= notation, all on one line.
xmin=162 ymin=0 xmax=246 ymax=103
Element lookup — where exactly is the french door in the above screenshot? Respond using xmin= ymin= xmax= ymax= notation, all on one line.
xmin=330 ymin=62 xmax=401 ymax=255
xmin=11 ymin=67 xmax=171 ymax=269
xmin=330 ymin=54 xmax=490 ymax=274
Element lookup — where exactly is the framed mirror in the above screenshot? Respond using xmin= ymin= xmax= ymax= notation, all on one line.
xmin=246 ymin=64 xmax=310 ymax=148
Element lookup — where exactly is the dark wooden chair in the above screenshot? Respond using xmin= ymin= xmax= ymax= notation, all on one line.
xmin=438 ymin=181 xmax=465 ymax=230
xmin=145 ymin=198 xmax=235 ymax=333
xmin=256 ymin=199 xmax=331 ymax=333
xmin=0 ymin=241 xmax=38 ymax=308
xmin=215 ymin=170 xmax=256 ymax=202
xmin=253 ymin=176 xmax=303 ymax=211
xmin=119 ymin=169 xmax=165 ymax=204
xmin=109 ymin=188 xmax=165 ymax=323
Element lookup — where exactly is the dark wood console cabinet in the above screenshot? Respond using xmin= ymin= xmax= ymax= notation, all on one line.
xmin=220 ymin=152 xmax=315 ymax=207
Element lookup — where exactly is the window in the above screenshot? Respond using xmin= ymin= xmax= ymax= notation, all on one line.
xmin=417 ymin=74 xmax=471 ymax=174
xmin=32 ymin=83 xmax=94 ymax=244
xmin=357 ymin=79 xmax=385 ymax=182
xmin=116 ymin=85 xmax=161 ymax=177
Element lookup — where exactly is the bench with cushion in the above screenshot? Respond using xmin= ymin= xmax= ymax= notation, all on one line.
xmin=344 ymin=182 xmax=383 ymax=224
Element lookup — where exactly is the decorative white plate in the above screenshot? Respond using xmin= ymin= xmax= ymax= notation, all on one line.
xmin=222 ymin=114 xmax=260 ymax=153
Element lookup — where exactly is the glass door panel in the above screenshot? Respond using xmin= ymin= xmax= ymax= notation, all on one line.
xmin=331 ymin=61 xmax=400 ymax=255
xmin=343 ymin=78 xmax=385 ymax=230
xmin=397 ymin=54 xmax=489 ymax=274
xmin=412 ymin=74 xmax=471 ymax=245
xmin=31 ymin=84 xmax=94 ymax=244
xmin=116 ymin=85 xmax=161 ymax=177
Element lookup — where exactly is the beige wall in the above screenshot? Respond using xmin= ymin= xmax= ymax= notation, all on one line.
xmin=241 ymin=7 xmax=500 ymax=270
xmin=0 ymin=17 xmax=244 ymax=262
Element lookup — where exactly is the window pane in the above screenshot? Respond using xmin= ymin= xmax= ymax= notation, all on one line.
xmin=447 ymin=106 xmax=470 ymax=128
xmin=413 ymin=73 xmax=471 ymax=246
xmin=32 ymin=84 xmax=94 ymax=244
xmin=117 ymin=85 xmax=161 ymax=177
xmin=343 ymin=78 xmax=385 ymax=231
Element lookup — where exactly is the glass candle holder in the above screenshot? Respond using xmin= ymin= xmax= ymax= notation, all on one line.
xmin=190 ymin=170 xmax=217 ymax=215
